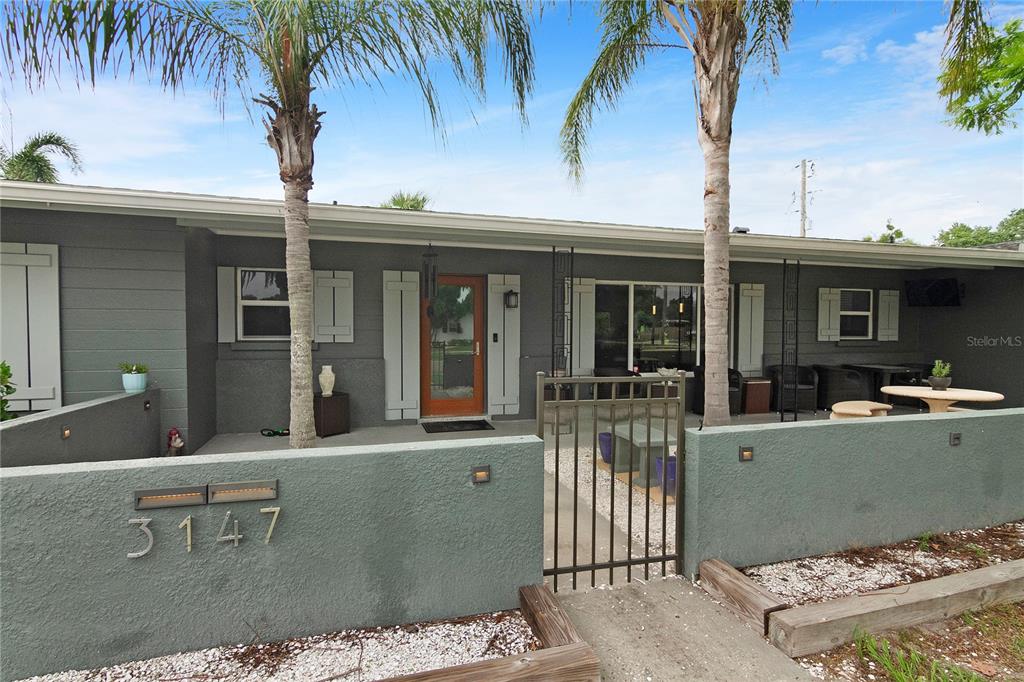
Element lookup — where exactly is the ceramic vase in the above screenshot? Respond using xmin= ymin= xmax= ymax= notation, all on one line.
xmin=122 ymin=373 xmax=148 ymax=394
xmin=319 ymin=365 xmax=336 ymax=397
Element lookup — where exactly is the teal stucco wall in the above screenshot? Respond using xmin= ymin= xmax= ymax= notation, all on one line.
xmin=0 ymin=436 xmax=544 ymax=681
xmin=682 ymin=408 xmax=1024 ymax=578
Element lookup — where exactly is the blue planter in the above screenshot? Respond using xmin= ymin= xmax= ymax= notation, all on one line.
xmin=598 ymin=432 xmax=612 ymax=463
xmin=655 ymin=455 xmax=677 ymax=493
xmin=122 ymin=373 xmax=148 ymax=394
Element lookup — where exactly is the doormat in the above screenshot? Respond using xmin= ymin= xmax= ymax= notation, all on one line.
xmin=422 ymin=420 xmax=495 ymax=434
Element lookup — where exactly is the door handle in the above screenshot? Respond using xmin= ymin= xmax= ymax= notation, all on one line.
xmin=475 ymin=341 xmax=480 ymax=356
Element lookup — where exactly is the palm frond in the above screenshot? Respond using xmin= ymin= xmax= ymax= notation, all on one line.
xmin=380 ymin=190 xmax=431 ymax=210
xmin=560 ymin=0 xmax=659 ymax=184
xmin=19 ymin=131 xmax=83 ymax=172
xmin=2 ymin=149 xmax=58 ymax=182
xmin=743 ymin=0 xmax=792 ymax=73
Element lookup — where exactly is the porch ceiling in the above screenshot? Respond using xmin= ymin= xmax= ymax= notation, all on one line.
xmin=3 ymin=180 xmax=1022 ymax=270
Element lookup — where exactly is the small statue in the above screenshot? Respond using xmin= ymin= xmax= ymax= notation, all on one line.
xmin=166 ymin=427 xmax=185 ymax=456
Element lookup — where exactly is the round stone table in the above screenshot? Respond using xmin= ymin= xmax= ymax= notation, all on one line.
xmin=880 ymin=385 xmax=1004 ymax=413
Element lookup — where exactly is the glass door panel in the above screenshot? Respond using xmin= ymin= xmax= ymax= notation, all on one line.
xmin=421 ymin=276 xmax=485 ymax=416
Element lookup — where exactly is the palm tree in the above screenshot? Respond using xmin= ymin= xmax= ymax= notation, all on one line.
xmin=380 ymin=190 xmax=431 ymax=210
xmin=4 ymin=0 xmax=536 ymax=448
xmin=561 ymin=1 xmax=791 ymax=426
xmin=0 ymin=131 xmax=82 ymax=182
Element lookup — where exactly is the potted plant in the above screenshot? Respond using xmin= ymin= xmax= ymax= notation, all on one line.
xmin=928 ymin=360 xmax=952 ymax=391
xmin=119 ymin=362 xmax=149 ymax=393
xmin=1 ymin=361 xmax=17 ymax=421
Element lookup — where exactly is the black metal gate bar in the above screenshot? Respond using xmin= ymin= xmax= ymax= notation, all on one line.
xmin=537 ymin=373 xmax=686 ymax=591
xmin=780 ymin=259 xmax=801 ymax=422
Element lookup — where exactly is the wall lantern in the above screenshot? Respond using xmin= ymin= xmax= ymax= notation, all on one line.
xmin=678 ymin=302 xmax=685 ymax=314
xmin=421 ymin=244 xmax=438 ymax=302
xmin=504 ymin=289 xmax=519 ymax=309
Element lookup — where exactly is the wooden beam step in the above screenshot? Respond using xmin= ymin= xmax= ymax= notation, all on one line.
xmin=519 ymin=584 xmax=584 ymax=648
xmin=384 ymin=641 xmax=600 ymax=681
xmin=699 ymin=559 xmax=790 ymax=635
xmin=769 ymin=558 xmax=1024 ymax=657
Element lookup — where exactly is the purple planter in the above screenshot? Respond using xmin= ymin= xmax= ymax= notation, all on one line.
xmin=655 ymin=455 xmax=677 ymax=492
xmin=598 ymin=432 xmax=613 ymax=463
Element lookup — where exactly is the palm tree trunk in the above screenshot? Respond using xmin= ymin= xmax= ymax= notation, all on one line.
xmin=283 ymin=180 xmax=316 ymax=447
xmin=261 ymin=91 xmax=322 ymax=449
xmin=700 ymin=137 xmax=732 ymax=425
xmin=693 ymin=13 xmax=743 ymax=427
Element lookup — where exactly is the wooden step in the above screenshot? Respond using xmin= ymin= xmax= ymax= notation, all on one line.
xmin=699 ymin=559 xmax=790 ymax=634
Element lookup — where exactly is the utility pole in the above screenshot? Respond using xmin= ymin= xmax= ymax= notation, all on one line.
xmin=799 ymin=159 xmax=807 ymax=238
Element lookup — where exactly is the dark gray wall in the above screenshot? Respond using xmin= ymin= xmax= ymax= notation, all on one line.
xmin=1 ymin=208 xmax=189 ymax=441
xmin=0 ymin=389 xmax=160 ymax=467
xmin=919 ymin=267 xmax=1024 ymax=406
xmin=185 ymin=228 xmax=218 ymax=450
xmin=682 ymin=408 xmax=1024 ymax=578
xmin=0 ymin=435 xmax=544 ymax=681
xmin=214 ymin=236 xmax=554 ymax=432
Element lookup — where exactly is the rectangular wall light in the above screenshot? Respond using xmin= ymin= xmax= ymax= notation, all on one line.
xmin=134 ymin=485 xmax=208 ymax=510
xmin=208 ymin=480 xmax=278 ymax=504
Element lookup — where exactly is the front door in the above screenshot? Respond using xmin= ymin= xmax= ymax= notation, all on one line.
xmin=420 ymin=275 xmax=485 ymax=417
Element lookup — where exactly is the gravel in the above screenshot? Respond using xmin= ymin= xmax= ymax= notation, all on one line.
xmin=17 ymin=610 xmax=540 ymax=682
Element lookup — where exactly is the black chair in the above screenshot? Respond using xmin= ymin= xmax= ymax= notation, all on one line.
xmin=813 ymin=365 xmax=870 ymax=410
xmin=766 ymin=365 xmax=818 ymax=413
xmin=691 ymin=366 xmax=743 ymax=415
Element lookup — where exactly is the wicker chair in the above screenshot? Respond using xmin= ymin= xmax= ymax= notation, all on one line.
xmin=766 ymin=365 xmax=818 ymax=413
xmin=813 ymin=365 xmax=871 ymax=410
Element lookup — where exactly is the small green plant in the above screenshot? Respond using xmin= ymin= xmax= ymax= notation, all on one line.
xmin=963 ymin=543 xmax=988 ymax=559
xmin=854 ymin=629 xmax=984 ymax=682
xmin=1 ymin=360 xmax=17 ymax=421
xmin=931 ymin=360 xmax=952 ymax=378
xmin=917 ymin=531 xmax=934 ymax=552
xmin=118 ymin=362 xmax=149 ymax=374
xmin=961 ymin=610 xmax=977 ymax=626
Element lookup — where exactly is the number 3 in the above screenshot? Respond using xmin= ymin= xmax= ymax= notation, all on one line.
xmin=127 ymin=518 xmax=154 ymax=559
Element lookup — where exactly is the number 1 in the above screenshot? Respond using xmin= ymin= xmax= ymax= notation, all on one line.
xmin=178 ymin=515 xmax=193 ymax=553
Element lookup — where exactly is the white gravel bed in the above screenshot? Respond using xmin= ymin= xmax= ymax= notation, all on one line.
xmin=545 ymin=442 xmax=676 ymax=560
xmin=17 ymin=611 xmax=539 ymax=682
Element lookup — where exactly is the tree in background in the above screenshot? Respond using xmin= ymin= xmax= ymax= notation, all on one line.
xmin=4 ymin=0 xmax=536 ymax=448
xmin=940 ymin=2 xmax=1023 ymax=134
xmin=380 ymin=190 xmax=431 ymax=210
xmin=863 ymin=219 xmax=918 ymax=245
xmin=0 ymin=131 xmax=82 ymax=182
xmin=934 ymin=209 xmax=1024 ymax=247
xmin=561 ymin=0 xmax=792 ymax=426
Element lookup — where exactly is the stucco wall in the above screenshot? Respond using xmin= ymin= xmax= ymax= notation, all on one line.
xmin=184 ymin=227 xmax=218 ymax=450
xmin=0 ymin=389 xmax=161 ymax=467
xmin=1 ymin=208 xmax=189 ymax=442
xmin=681 ymin=408 xmax=1024 ymax=578
xmin=0 ymin=435 xmax=544 ymax=681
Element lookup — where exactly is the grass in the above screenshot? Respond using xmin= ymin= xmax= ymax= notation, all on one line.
xmin=917 ymin=531 xmax=934 ymax=552
xmin=854 ymin=630 xmax=985 ymax=682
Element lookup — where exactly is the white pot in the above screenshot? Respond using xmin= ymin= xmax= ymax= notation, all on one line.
xmin=319 ymin=365 xmax=336 ymax=397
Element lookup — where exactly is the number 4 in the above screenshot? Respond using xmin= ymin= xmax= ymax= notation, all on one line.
xmin=217 ymin=511 xmax=243 ymax=546
xmin=260 ymin=507 xmax=281 ymax=544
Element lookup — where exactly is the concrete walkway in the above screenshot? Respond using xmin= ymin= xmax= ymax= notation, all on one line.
xmin=558 ymin=577 xmax=812 ymax=681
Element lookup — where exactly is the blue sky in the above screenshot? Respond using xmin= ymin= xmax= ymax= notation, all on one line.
xmin=3 ymin=1 xmax=1022 ymax=243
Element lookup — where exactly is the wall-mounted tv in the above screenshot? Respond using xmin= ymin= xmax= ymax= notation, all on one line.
xmin=904 ymin=278 xmax=961 ymax=306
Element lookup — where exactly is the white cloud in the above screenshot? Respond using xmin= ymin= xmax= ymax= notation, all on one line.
xmin=822 ymin=39 xmax=868 ymax=66
xmin=875 ymin=25 xmax=945 ymax=75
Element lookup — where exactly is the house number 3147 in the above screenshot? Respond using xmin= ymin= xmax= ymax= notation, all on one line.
xmin=127 ymin=507 xmax=281 ymax=559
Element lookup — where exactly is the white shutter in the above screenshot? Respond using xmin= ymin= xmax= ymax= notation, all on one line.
xmin=383 ymin=270 xmax=420 ymax=420
xmin=570 ymin=277 xmax=596 ymax=375
xmin=1 ymin=243 xmax=61 ymax=410
xmin=217 ymin=266 xmax=236 ymax=342
xmin=314 ymin=270 xmax=354 ymax=342
xmin=817 ymin=288 xmax=841 ymax=341
xmin=737 ymin=283 xmax=765 ymax=376
xmin=877 ymin=289 xmax=900 ymax=341
xmin=487 ymin=274 xmax=521 ymax=415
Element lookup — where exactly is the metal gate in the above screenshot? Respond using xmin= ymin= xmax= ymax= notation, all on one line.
xmin=536 ymin=373 xmax=685 ymax=591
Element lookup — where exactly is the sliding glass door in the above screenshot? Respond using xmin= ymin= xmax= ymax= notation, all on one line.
xmin=594 ymin=282 xmax=709 ymax=372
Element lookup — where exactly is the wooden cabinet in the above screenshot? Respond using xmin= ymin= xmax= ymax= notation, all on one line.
xmin=313 ymin=393 xmax=350 ymax=438
xmin=742 ymin=379 xmax=771 ymax=414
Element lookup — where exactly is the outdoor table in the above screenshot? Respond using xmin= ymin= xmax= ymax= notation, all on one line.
xmin=613 ymin=421 xmax=676 ymax=488
xmin=880 ymin=386 xmax=1004 ymax=413
xmin=844 ymin=363 xmax=916 ymax=402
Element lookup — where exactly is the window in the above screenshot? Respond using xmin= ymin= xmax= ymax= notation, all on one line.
xmin=594 ymin=282 xmax=705 ymax=372
xmin=237 ymin=268 xmax=290 ymax=340
xmin=838 ymin=288 xmax=873 ymax=340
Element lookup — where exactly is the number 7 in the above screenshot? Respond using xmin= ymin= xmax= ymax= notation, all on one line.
xmin=260 ymin=507 xmax=281 ymax=544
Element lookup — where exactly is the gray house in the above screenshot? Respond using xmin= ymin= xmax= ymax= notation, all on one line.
xmin=2 ymin=180 xmax=1021 ymax=453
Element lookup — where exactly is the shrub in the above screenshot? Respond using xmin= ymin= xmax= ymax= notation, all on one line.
xmin=931 ymin=360 xmax=952 ymax=378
